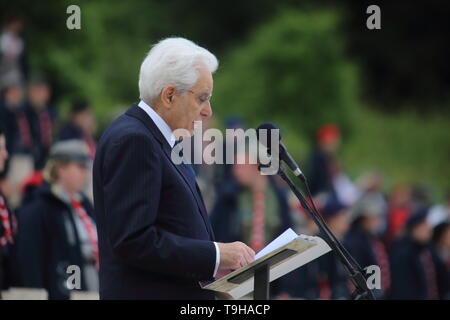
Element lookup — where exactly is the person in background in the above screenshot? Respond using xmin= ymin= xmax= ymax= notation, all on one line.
xmin=211 ymin=152 xmax=293 ymax=249
xmin=25 ymin=74 xmax=59 ymax=170
xmin=431 ymin=222 xmax=450 ymax=299
xmin=307 ymin=124 xmax=359 ymax=206
xmin=0 ymin=126 xmax=19 ymax=294
xmin=17 ymin=140 xmax=98 ymax=300
xmin=210 ymin=152 xmax=293 ymax=297
xmin=386 ymin=184 xmax=412 ymax=247
xmin=0 ymin=81 xmax=31 ymax=164
xmin=0 ymin=12 xmax=27 ymax=90
xmin=389 ymin=209 xmax=450 ymax=299
xmin=0 ymin=81 xmax=34 ymax=209
xmin=279 ymin=195 xmax=350 ymax=300
xmin=344 ymin=193 xmax=390 ymax=299
xmin=355 ymin=171 xmax=388 ymax=237
xmin=59 ymin=98 xmax=96 ymax=160
xmin=307 ymin=124 xmax=340 ymax=197
xmin=432 ymin=222 xmax=450 ymax=269
xmin=410 ymin=184 xmax=432 ymax=214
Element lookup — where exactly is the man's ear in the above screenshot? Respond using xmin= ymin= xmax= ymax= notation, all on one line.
xmin=161 ymin=85 xmax=176 ymax=107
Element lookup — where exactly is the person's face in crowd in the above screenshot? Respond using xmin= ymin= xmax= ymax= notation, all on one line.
xmin=361 ymin=215 xmax=381 ymax=235
xmin=411 ymin=221 xmax=432 ymax=244
xmin=160 ymin=65 xmax=213 ymax=137
xmin=28 ymin=83 xmax=51 ymax=110
xmin=4 ymin=85 xmax=23 ymax=108
xmin=0 ymin=134 xmax=9 ymax=172
xmin=57 ymin=162 xmax=89 ymax=194
xmin=73 ymin=109 xmax=96 ymax=136
xmin=328 ymin=211 xmax=350 ymax=237
xmin=389 ymin=185 xmax=411 ymax=207
xmin=320 ymin=137 xmax=340 ymax=154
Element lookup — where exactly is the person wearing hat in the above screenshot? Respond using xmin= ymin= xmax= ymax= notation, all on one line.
xmin=389 ymin=208 xmax=450 ymax=299
xmin=16 ymin=139 xmax=98 ymax=299
xmin=344 ymin=193 xmax=390 ymax=299
xmin=307 ymin=124 xmax=341 ymax=197
xmin=278 ymin=195 xmax=351 ymax=299
xmin=306 ymin=124 xmax=359 ymax=207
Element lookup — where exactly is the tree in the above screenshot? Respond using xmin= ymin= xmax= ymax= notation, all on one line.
xmin=213 ymin=9 xmax=360 ymax=142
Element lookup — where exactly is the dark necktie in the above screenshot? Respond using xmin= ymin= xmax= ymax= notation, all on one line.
xmin=174 ymin=140 xmax=196 ymax=184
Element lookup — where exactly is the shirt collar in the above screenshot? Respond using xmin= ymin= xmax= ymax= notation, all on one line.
xmin=138 ymin=100 xmax=176 ymax=148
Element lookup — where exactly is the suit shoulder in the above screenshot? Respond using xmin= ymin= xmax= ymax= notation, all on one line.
xmin=98 ymin=113 xmax=153 ymax=148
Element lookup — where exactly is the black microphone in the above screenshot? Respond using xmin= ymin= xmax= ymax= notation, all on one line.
xmin=256 ymin=122 xmax=305 ymax=181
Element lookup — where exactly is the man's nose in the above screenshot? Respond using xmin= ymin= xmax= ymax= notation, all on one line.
xmin=201 ymin=102 xmax=213 ymax=119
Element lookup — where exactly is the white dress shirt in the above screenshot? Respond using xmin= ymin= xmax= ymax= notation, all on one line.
xmin=138 ymin=100 xmax=220 ymax=278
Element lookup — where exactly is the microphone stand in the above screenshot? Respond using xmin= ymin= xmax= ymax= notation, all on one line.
xmin=265 ymin=165 xmax=375 ymax=300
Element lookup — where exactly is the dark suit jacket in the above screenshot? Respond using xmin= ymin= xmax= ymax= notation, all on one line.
xmin=93 ymin=104 xmax=216 ymax=300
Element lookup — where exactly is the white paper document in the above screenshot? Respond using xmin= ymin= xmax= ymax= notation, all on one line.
xmin=255 ymin=228 xmax=299 ymax=260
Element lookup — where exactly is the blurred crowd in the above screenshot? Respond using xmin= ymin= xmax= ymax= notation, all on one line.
xmin=0 ymin=13 xmax=98 ymax=300
xmin=0 ymin=13 xmax=449 ymax=300
xmin=204 ymin=118 xmax=450 ymax=300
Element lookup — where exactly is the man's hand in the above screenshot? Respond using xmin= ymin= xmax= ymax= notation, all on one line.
xmin=216 ymin=241 xmax=255 ymax=270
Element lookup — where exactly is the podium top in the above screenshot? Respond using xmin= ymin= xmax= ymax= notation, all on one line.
xmin=202 ymin=233 xmax=331 ymax=299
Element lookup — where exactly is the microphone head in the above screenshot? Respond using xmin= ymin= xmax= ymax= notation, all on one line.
xmin=256 ymin=122 xmax=281 ymax=153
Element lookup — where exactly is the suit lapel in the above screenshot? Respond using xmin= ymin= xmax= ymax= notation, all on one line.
xmin=160 ymin=146 xmax=215 ymax=241
xmin=125 ymin=105 xmax=214 ymax=240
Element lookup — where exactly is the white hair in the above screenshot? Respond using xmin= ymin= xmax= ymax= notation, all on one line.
xmin=138 ymin=37 xmax=218 ymax=104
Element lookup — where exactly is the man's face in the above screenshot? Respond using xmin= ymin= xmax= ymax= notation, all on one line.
xmin=170 ymin=66 xmax=213 ymax=136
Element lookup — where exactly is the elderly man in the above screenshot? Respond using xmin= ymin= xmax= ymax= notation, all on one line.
xmin=93 ymin=38 xmax=255 ymax=300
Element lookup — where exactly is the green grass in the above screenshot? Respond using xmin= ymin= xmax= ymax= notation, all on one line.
xmin=340 ymin=106 xmax=450 ymax=201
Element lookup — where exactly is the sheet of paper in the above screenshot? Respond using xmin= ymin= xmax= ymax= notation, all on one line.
xmin=255 ymin=228 xmax=299 ymax=260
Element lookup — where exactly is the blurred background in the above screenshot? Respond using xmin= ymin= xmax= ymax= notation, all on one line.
xmin=0 ymin=0 xmax=449 ymax=300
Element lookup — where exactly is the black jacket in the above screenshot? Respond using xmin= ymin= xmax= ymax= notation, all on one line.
xmin=16 ymin=184 xmax=94 ymax=300
xmin=344 ymin=226 xmax=387 ymax=299
xmin=389 ymin=236 xmax=450 ymax=300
